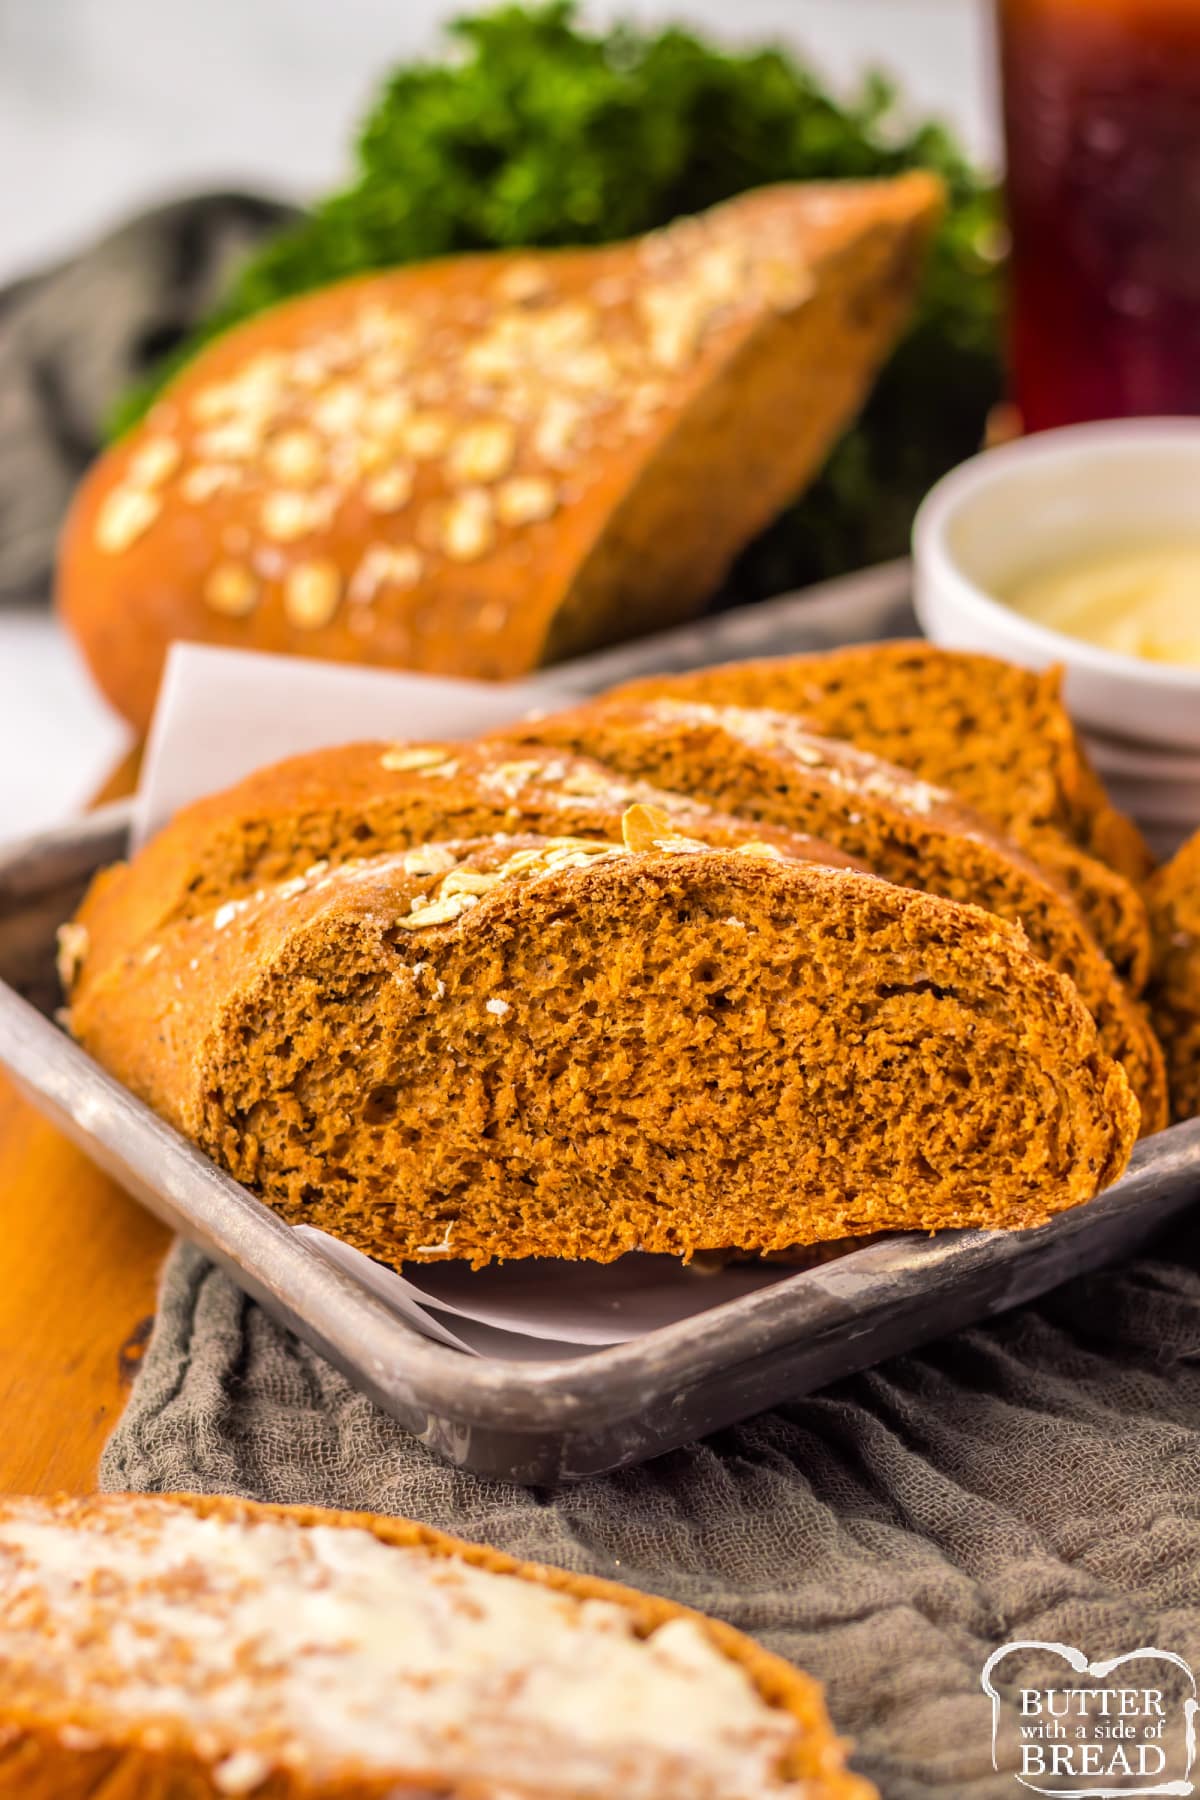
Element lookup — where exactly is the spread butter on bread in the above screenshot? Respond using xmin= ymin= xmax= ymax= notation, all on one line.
xmin=0 ymin=1491 xmax=876 ymax=1799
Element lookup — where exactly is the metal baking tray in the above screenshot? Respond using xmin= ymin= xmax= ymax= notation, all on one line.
xmin=2 ymin=570 xmax=1198 ymax=1483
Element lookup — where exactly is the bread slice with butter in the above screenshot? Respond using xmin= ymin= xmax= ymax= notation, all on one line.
xmin=58 ymin=176 xmax=941 ymax=730
xmin=0 ymin=1490 xmax=876 ymax=1799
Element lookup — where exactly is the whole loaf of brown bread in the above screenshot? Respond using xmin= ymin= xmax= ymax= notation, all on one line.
xmin=57 ymin=177 xmax=940 ymax=731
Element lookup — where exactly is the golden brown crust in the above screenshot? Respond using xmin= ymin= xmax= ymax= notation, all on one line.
xmin=611 ymin=642 xmax=1155 ymax=984
xmin=1146 ymin=828 xmax=1200 ymax=1122
xmin=66 ymin=738 xmax=861 ymax=1010
xmin=70 ymin=829 xmax=1138 ymax=1265
xmin=57 ymin=178 xmax=941 ymax=731
xmin=501 ymin=698 xmax=1166 ymax=1134
xmin=0 ymin=1491 xmax=876 ymax=1800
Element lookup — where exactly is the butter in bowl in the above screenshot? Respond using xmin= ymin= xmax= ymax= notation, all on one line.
xmin=913 ymin=419 xmax=1200 ymax=855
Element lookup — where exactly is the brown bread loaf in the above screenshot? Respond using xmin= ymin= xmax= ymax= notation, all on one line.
xmin=57 ymin=177 xmax=940 ymax=731
xmin=613 ymin=642 xmax=1153 ymax=985
xmin=504 ymin=699 xmax=1167 ymax=1133
xmin=62 ymin=739 xmax=859 ymax=1010
xmin=0 ymin=1491 xmax=875 ymax=1800
xmin=1146 ymin=827 xmax=1200 ymax=1122
xmin=69 ymin=819 xmax=1137 ymax=1265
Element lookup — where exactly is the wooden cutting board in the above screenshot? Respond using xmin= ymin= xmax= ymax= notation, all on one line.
xmin=0 ymin=747 xmax=169 ymax=1497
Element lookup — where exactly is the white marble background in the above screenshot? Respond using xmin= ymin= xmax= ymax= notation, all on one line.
xmin=0 ymin=0 xmax=994 ymax=841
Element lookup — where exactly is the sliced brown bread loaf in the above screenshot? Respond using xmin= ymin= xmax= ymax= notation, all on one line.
xmin=70 ymin=821 xmax=1137 ymax=1263
xmin=1146 ymin=827 xmax=1200 ymax=1122
xmin=58 ymin=176 xmax=940 ymax=731
xmin=503 ymin=699 xmax=1166 ymax=1132
xmin=0 ymin=1491 xmax=874 ymax=1800
xmin=63 ymin=739 xmax=858 ymax=1010
xmin=613 ymin=642 xmax=1153 ymax=985
xmin=1004 ymin=827 xmax=1149 ymax=993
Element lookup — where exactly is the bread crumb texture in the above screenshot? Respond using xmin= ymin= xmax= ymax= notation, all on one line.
xmin=502 ymin=698 xmax=1166 ymax=1133
xmin=0 ymin=1491 xmax=875 ymax=1799
xmin=70 ymin=815 xmax=1137 ymax=1271
xmin=612 ymin=641 xmax=1155 ymax=985
xmin=65 ymin=738 xmax=858 ymax=1015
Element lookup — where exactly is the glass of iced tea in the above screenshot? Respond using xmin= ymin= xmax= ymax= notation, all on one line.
xmin=996 ymin=0 xmax=1200 ymax=431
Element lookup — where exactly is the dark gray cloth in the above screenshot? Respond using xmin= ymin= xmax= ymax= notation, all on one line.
xmin=0 ymin=191 xmax=296 ymax=602
xmin=103 ymin=1229 xmax=1200 ymax=1799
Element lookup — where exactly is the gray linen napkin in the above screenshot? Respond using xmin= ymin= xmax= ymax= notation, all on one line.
xmin=103 ymin=1229 xmax=1200 ymax=1800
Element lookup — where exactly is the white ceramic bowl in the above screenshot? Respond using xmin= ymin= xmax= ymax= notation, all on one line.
xmin=1082 ymin=762 xmax=1200 ymax=833
xmin=1081 ymin=728 xmax=1200 ymax=786
xmin=912 ymin=419 xmax=1200 ymax=752
xmin=1092 ymin=774 xmax=1200 ymax=829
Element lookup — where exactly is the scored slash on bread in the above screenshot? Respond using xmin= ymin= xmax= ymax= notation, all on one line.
xmin=62 ymin=739 xmax=862 ymax=1012
xmin=1146 ymin=826 xmax=1200 ymax=1124
xmin=0 ymin=1491 xmax=876 ymax=1800
xmin=611 ymin=641 xmax=1155 ymax=988
xmin=68 ymin=813 xmax=1138 ymax=1269
xmin=57 ymin=176 xmax=941 ymax=731
xmin=501 ymin=699 xmax=1167 ymax=1133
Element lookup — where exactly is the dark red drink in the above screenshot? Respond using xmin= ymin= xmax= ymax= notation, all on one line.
xmin=997 ymin=0 xmax=1200 ymax=430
